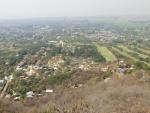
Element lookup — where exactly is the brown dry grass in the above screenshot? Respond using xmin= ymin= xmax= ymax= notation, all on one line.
xmin=27 ymin=76 xmax=150 ymax=113
xmin=1 ymin=76 xmax=150 ymax=113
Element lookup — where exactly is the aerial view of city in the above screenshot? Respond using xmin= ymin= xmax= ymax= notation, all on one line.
xmin=0 ymin=0 xmax=150 ymax=113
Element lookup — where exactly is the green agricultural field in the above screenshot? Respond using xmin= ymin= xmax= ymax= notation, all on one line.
xmin=112 ymin=47 xmax=150 ymax=66
xmin=137 ymin=47 xmax=150 ymax=55
xmin=95 ymin=44 xmax=116 ymax=62
xmin=117 ymin=45 xmax=148 ymax=59
xmin=129 ymin=45 xmax=150 ymax=55
xmin=137 ymin=45 xmax=150 ymax=51
xmin=112 ymin=47 xmax=138 ymax=61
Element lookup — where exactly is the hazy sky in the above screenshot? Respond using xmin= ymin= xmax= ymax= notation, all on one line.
xmin=0 ymin=0 xmax=149 ymax=19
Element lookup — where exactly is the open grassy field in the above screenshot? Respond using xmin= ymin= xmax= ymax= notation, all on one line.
xmin=128 ymin=45 xmax=150 ymax=56
xmin=95 ymin=44 xmax=116 ymax=62
xmin=112 ymin=47 xmax=138 ymax=61
xmin=138 ymin=45 xmax=150 ymax=51
xmin=117 ymin=45 xmax=148 ymax=59
xmin=137 ymin=47 xmax=150 ymax=55
xmin=112 ymin=46 xmax=150 ymax=66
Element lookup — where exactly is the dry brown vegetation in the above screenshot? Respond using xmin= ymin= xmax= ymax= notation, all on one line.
xmin=0 ymin=99 xmax=27 ymax=113
xmin=1 ymin=73 xmax=150 ymax=113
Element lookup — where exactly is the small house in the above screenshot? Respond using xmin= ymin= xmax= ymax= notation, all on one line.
xmin=45 ymin=89 xmax=53 ymax=93
xmin=0 ymin=80 xmax=5 ymax=87
xmin=26 ymin=91 xmax=34 ymax=98
xmin=14 ymin=96 xmax=21 ymax=101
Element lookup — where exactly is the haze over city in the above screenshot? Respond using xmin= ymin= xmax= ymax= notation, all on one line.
xmin=0 ymin=0 xmax=150 ymax=113
xmin=0 ymin=0 xmax=150 ymax=19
